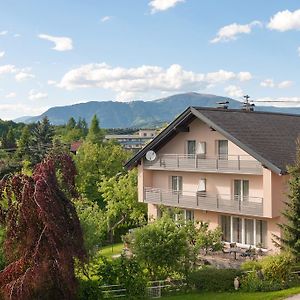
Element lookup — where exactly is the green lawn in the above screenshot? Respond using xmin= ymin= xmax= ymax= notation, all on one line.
xmin=100 ymin=243 xmax=124 ymax=258
xmin=162 ymin=286 xmax=300 ymax=300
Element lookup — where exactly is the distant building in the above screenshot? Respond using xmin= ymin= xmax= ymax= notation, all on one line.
xmin=105 ymin=129 xmax=158 ymax=151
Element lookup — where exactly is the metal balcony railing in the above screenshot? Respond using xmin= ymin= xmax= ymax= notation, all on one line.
xmin=144 ymin=187 xmax=264 ymax=217
xmin=143 ymin=154 xmax=263 ymax=175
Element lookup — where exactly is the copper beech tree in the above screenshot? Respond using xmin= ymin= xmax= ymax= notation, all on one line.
xmin=0 ymin=153 xmax=86 ymax=300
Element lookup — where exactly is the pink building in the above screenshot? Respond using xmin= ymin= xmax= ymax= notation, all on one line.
xmin=125 ymin=106 xmax=300 ymax=251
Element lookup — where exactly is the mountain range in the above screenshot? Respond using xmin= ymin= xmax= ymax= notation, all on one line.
xmin=14 ymin=93 xmax=300 ymax=128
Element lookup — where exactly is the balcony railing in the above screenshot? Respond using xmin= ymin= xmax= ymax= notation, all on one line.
xmin=143 ymin=154 xmax=263 ymax=175
xmin=144 ymin=187 xmax=264 ymax=217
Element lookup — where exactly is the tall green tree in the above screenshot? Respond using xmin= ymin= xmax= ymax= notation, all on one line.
xmin=32 ymin=116 xmax=54 ymax=164
xmin=1 ymin=128 xmax=16 ymax=149
xmin=16 ymin=125 xmax=33 ymax=160
xmin=75 ymin=141 xmax=130 ymax=207
xmin=99 ymin=169 xmax=146 ymax=245
xmin=66 ymin=117 xmax=76 ymax=130
xmin=86 ymin=115 xmax=105 ymax=144
xmin=275 ymin=142 xmax=300 ymax=258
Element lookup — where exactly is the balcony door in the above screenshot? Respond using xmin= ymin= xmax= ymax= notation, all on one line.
xmin=234 ymin=180 xmax=249 ymax=201
xmin=217 ymin=140 xmax=228 ymax=160
xmin=171 ymin=176 xmax=182 ymax=193
xmin=187 ymin=140 xmax=196 ymax=156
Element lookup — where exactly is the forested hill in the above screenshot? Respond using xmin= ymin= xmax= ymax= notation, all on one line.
xmin=15 ymin=92 xmax=300 ymax=128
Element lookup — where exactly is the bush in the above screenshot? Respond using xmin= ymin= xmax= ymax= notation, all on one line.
xmin=78 ymin=279 xmax=102 ymax=300
xmin=240 ymin=253 xmax=297 ymax=292
xmin=189 ymin=268 xmax=242 ymax=292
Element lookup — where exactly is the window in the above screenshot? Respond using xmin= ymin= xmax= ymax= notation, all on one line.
xmin=234 ymin=180 xmax=249 ymax=201
xmin=220 ymin=215 xmax=231 ymax=242
xmin=256 ymin=220 xmax=267 ymax=247
xmin=197 ymin=178 xmax=206 ymax=192
xmin=219 ymin=215 xmax=267 ymax=248
xmin=196 ymin=142 xmax=206 ymax=158
xmin=187 ymin=140 xmax=196 ymax=155
xmin=217 ymin=140 xmax=228 ymax=160
xmin=185 ymin=210 xmax=194 ymax=222
xmin=171 ymin=176 xmax=182 ymax=192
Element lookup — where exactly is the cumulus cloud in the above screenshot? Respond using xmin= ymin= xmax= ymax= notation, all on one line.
xmin=268 ymin=9 xmax=300 ymax=31
xmin=0 ymin=31 xmax=8 ymax=36
xmin=278 ymin=80 xmax=293 ymax=89
xmin=58 ymin=62 xmax=252 ymax=100
xmin=101 ymin=16 xmax=112 ymax=22
xmin=28 ymin=89 xmax=48 ymax=100
xmin=0 ymin=51 xmax=4 ymax=58
xmin=149 ymin=0 xmax=184 ymax=13
xmin=260 ymin=79 xmax=293 ymax=89
xmin=38 ymin=34 xmax=73 ymax=51
xmin=211 ymin=21 xmax=262 ymax=43
xmin=237 ymin=72 xmax=252 ymax=81
xmin=260 ymin=79 xmax=275 ymax=88
xmin=15 ymin=71 xmax=35 ymax=81
xmin=47 ymin=80 xmax=57 ymax=85
xmin=0 ymin=64 xmax=17 ymax=75
xmin=224 ymin=85 xmax=243 ymax=98
xmin=5 ymin=92 xmax=16 ymax=98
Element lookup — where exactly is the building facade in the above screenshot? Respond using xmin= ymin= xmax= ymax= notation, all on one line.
xmin=105 ymin=129 xmax=157 ymax=151
xmin=125 ymin=107 xmax=300 ymax=251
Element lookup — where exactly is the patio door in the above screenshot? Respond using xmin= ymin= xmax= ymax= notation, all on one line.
xmin=234 ymin=180 xmax=249 ymax=201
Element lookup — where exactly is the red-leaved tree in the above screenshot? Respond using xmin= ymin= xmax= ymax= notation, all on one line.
xmin=0 ymin=153 xmax=86 ymax=300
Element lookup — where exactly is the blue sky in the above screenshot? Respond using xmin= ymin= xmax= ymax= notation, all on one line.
xmin=0 ymin=0 xmax=300 ymax=119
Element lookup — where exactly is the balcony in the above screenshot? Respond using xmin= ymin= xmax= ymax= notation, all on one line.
xmin=143 ymin=154 xmax=263 ymax=175
xmin=144 ymin=187 xmax=264 ymax=217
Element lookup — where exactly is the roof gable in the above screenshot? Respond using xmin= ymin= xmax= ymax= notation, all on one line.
xmin=125 ymin=106 xmax=300 ymax=174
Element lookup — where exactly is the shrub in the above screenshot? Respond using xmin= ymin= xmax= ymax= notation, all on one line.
xmin=189 ymin=268 xmax=242 ymax=292
xmin=78 ymin=280 xmax=102 ymax=300
xmin=240 ymin=253 xmax=296 ymax=292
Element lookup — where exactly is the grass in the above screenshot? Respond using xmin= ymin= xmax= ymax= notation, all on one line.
xmin=161 ymin=286 xmax=300 ymax=300
xmin=100 ymin=242 xmax=124 ymax=258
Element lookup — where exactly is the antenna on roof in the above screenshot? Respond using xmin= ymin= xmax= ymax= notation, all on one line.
xmin=216 ymin=100 xmax=229 ymax=109
xmin=242 ymin=95 xmax=255 ymax=111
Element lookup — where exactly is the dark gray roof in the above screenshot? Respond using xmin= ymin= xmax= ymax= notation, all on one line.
xmin=125 ymin=106 xmax=300 ymax=174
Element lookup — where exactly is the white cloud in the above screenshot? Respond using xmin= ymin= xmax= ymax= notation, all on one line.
xmin=28 ymin=89 xmax=48 ymax=100
xmin=268 ymin=9 xmax=300 ymax=31
xmin=101 ymin=16 xmax=112 ymax=22
xmin=58 ymin=62 xmax=251 ymax=100
xmin=0 ymin=31 xmax=8 ymax=36
xmin=13 ymin=34 xmax=21 ymax=38
xmin=255 ymin=97 xmax=300 ymax=107
xmin=237 ymin=72 xmax=252 ymax=81
xmin=15 ymin=71 xmax=35 ymax=81
xmin=0 ymin=64 xmax=17 ymax=75
xmin=211 ymin=21 xmax=262 ymax=43
xmin=5 ymin=92 xmax=16 ymax=98
xmin=0 ymin=103 xmax=48 ymax=120
xmin=224 ymin=85 xmax=243 ymax=98
xmin=260 ymin=79 xmax=293 ymax=89
xmin=260 ymin=79 xmax=275 ymax=88
xmin=47 ymin=80 xmax=57 ymax=85
xmin=38 ymin=34 xmax=73 ymax=51
xmin=278 ymin=80 xmax=293 ymax=89
xmin=0 ymin=51 xmax=4 ymax=58
xmin=149 ymin=0 xmax=184 ymax=13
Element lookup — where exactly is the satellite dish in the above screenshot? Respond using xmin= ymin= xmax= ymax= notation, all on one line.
xmin=146 ymin=150 xmax=157 ymax=161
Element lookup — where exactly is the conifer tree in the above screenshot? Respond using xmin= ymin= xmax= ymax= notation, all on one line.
xmin=66 ymin=117 xmax=76 ymax=130
xmin=275 ymin=141 xmax=300 ymax=258
xmin=86 ymin=115 xmax=104 ymax=144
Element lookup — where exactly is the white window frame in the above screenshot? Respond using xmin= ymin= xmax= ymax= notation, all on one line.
xmin=220 ymin=215 xmax=267 ymax=248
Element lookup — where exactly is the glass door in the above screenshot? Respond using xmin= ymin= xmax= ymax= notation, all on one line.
xmin=187 ymin=140 xmax=196 ymax=156
xmin=218 ymin=140 xmax=228 ymax=160
xmin=234 ymin=180 xmax=249 ymax=201
xmin=171 ymin=176 xmax=182 ymax=193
